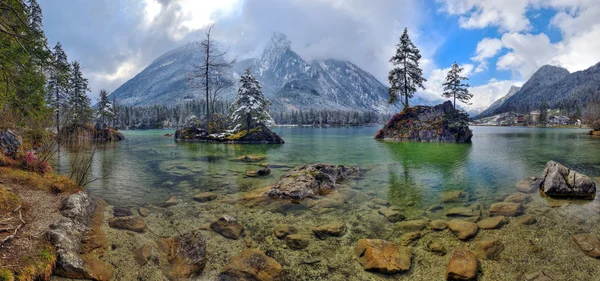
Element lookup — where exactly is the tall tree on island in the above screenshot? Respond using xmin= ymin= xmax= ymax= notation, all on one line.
xmin=66 ymin=61 xmax=93 ymax=126
xmin=388 ymin=27 xmax=427 ymax=109
xmin=442 ymin=62 xmax=471 ymax=109
xmin=228 ymin=68 xmax=273 ymax=133
xmin=539 ymin=100 xmax=548 ymax=127
xmin=97 ymin=89 xmax=114 ymax=125
xmin=188 ymin=24 xmax=236 ymax=134
xmin=47 ymin=42 xmax=71 ymax=142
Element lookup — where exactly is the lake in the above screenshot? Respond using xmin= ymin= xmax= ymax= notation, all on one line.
xmin=50 ymin=126 xmax=600 ymax=280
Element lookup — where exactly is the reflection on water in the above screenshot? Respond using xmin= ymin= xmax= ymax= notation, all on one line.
xmin=51 ymin=126 xmax=599 ymax=208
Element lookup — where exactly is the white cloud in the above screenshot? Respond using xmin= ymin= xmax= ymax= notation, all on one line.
xmin=471 ymin=37 xmax=503 ymax=74
xmin=437 ymin=0 xmax=533 ymax=32
xmin=497 ymin=32 xmax=559 ymax=79
xmin=468 ymin=79 xmax=523 ymax=111
xmin=421 ymin=63 xmax=474 ymax=103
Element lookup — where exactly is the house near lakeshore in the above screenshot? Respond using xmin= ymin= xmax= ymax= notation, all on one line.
xmin=548 ymin=116 xmax=570 ymax=125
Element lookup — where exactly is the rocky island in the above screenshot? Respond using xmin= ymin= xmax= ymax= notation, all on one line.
xmin=375 ymin=101 xmax=472 ymax=143
xmin=175 ymin=68 xmax=284 ymax=144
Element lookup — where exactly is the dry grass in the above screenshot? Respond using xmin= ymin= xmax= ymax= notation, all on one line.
xmin=0 ymin=186 xmax=20 ymax=215
xmin=0 ymin=167 xmax=80 ymax=194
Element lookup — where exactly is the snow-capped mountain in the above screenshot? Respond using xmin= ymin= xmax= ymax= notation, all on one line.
xmin=475 ymin=85 xmax=521 ymax=119
xmin=109 ymin=33 xmax=433 ymax=113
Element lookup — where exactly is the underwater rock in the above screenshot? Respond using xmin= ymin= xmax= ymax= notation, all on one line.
xmin=354 ymin=239 xmax=412 ymax=274
xmin=108 ymin=216 xmax=147 ymax=233
xmin=489 ymin=202 xmax=522 ymax=217
xmin=378 ymin=207 xmax=405 ymax=223
xmin=525 ymin=271 xmax=553 ymax=281
xmin=539 ymin=161 xmax=596 ymax=199
xmin=516 ymin=177 xmax=540 ymax=193
xmin=312 ymin=222 xmax=347 ymax=239
xmin=475 ymin=239 xmax=503 ymax=260
xmin=134 ymin=244 xmax=154 ymax=266
xmin=156 ymin=230 xmax=207 ymax=280
xmin=427 ymin=241 xmax=447 ymax=256
xmin=441 ymin=190 xmax=469 ymax=203
xmin=266 ymin=164 xmax=359 ymax=200
xmin=258 ymin=167 xmax=272 ymax=176
xmin=164 ymin=196 xmax=179 ymax=207
xmin=446 ymin=248 xmax=478 ymax=281
xmin=236 ymin=155 xmax=266 ymax=162
xmin=138 ymin=207 xmax=150 ymax=217
xmin=446 ymin=207 xmax=480 ymax=217
xmin=519 ymin=215 xmax=537 ymax=225
xmin=477 ymin=216 xmax=506 ymax=229
xmin=572 ymin=233 xmax=600 ymax=258
xmin=374 ymin=101 xmax=472 ymax=143
xmin=113 ymin=206 xmax=132 ymax=217
xmin=285 ymin=234 xmax=311 ymax=250
xmin=429 ymin=220 xmax=448 ymax=231
xmin=400 ymin=231 xmax=422 ymax=246
xmin=395 ymin=219 xmax=428 ymax=232
xmin=219 ymin=249 xmax=283 ymax=281
xmin=504 ymin=192 xmax=532 ymax=204
xmin=193 ymin=192 xmax=218 ymax=203
xmin=371 ymin=198 xmax=391 ymax=206
xmin=211 ymin=215 xmax=244 ymax=239
xmin=447 ymin=220 xmax=478 ymax=241
xmin=274 ymin=224 xmax=297 ymax=239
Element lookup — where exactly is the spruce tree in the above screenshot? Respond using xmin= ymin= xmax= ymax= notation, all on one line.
xmin=97 ymin=89 xmax=114 ymax=125
xmin=442 ymin=62 xmax=471 ymax=109
xmin=66 ymin=61 xmax=93 ymax=126
xmin=539 ymin=100 xmax=548 ymax=127
xmin=47 ymin=42 xmax=71 ymax=137
xmin=228 ymin=68 xmax=273 ymax=132
xmin=388 ymin=28 xmax=427 ymax=108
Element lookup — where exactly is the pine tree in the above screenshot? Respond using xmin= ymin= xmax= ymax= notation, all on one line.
xmin=47 ymin=42 xmax=71 ymax=137
xmin=97 ymin=89 xmax=114 ymax=124
xmin=442 ymin=62 xmax=471 ymax=109
xmin=66 ymin=61 xmax=93 ymax=125
xmin=539 ymin=100 xmax=548 ymax=127
xmin=228 ymin=68 xmax=273 ymax=132
xmin=388 ymin=28 xmax=427 ymax=108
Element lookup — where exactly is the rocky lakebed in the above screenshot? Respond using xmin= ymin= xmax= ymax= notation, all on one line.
xmin=47 ymin=160 xmax=600 ymax=281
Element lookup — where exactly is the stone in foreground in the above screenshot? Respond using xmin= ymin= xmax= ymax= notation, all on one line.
xmin=489 ymin=202 xmax=522 ymax=217
xmin=354 ymin=239 xmax=411 ymax=274
xmin=446 ymin=248 xmax=478 ymax=281
xmin=211 ymin=215 xmax=244 ymax=239
xmin=312 ymin=222 xmax=347 ymax=239
xmin=156 ymin=231 xmax=207 ymax=280
xmin=285 ymin=234 xmax=311 ymax=250
xmin=193 ymin=192 xmax=218 ymax=203
xmin=266 ymin=164 xmax=359 ymax=200
xmin=447 ymin=220 xmax=478 ymax=241
xmin=378 ymin=208 xmax=405 ymax=222
xmin=374 ymin=101 xmax=472 ymax=143
xmin=539 ymin=160 xmax=596 ymax=199
xmin=219 ymin=249 xmax=283 ymax=281
xmin=108 ymin=216 xmax=147 ymax=233
xmin=477 ymin=216 xmax=505 ymax=229
xmin=475 ymin=239 xmax=503 ymax=260
xmin=273 ymin=224 xmax=297 ymax=239
xmin=572 ymin=233 xmax=600 ymax=258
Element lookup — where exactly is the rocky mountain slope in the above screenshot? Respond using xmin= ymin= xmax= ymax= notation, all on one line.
xmin=109 ymin=33 xmax=432 ymax=114
xmin=478 ymin=63 xmax=600 ymax=117
xmin=475 ymin=85 xmax=521 ymax=119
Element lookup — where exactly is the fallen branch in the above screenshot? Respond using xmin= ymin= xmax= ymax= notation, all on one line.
xmin=0 ymin=205 xmax=24 ymax=246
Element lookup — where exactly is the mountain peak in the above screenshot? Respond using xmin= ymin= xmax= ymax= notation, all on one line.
xmin=261 ymin=32 xmax=291 ymax=61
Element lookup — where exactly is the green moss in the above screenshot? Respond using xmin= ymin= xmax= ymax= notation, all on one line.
xmin=0 ymin=268 xmax=15 ymax=281
xmin=0 ymin=186 xmax=20 ymax=214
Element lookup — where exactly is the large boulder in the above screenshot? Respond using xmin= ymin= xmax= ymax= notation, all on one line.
xmin=374 ymin=101 xmax=472 ymax=143
xmin=539 ymin=161 xmax=596 ymax=199
xmin=445 ymin=248 xmax=478 ymax=280
xmin=156 ymin=230 xmax=207 ymax=280
xmin=354 ymin=239 xmax=412 ymax=274
xmin=0 ymin=129 xmax=21 ymax=155
xmin=267 ymin=164 xmax=359 ymax=200
xmin=219 ymin=249 xmax=283 ymax=281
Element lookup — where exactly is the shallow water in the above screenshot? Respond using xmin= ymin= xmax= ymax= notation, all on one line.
xmin=49 ymin=126 xmax=600 ymax=280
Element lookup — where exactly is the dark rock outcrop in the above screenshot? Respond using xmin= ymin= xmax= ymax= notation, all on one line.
xmin=0 ymin=129 xmax=21 ymax=155
xmin=539 ymin=161 xmax=596 ymax=199
xmin=374 ymin=101 xmax=472 ymax=143
xmin=267 ymin=164 xmax=359 ymax=200
xmin=175 ymin=124 xmax=284 ymax=144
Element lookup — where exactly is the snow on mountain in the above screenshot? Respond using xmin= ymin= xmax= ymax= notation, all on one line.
xmin=109 ymin=32 xmax=433 ymax=113
xmin=475 ymin=85 xmax=521 ymax=119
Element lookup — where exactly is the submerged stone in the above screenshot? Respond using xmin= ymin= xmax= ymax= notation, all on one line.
xmin=525 ymin=271 xmax=553 ymax=281
xmin=395 ymin=219 xmax=428 ymax=232
xmin=572 ymin=233 xmax=600 ymax=258
xmin=429 ymin=220 xmax=448 ymax=231
xmin=113 ymin=206 xmax=132 ymax=217
xmin=354 ymin=239 xmax=411 ymax=274
xmin=156 ymin=230 xmax=207 ymax=280
xmin=219 ymin=249 xmax=283 ymax=281
xmin=273 ymin=224 xmax=297 ymax=239
xmin=519 ymin=215 xmax=537 ymax=225
xmin=400 ymin=231 xmax=421 ymax=246
xmin=378 ymin=208 xmax=405 ymax=223
xmin=516 ymin=178 xmax=539 ymax=193
xmin=475 ymin=239 xmax=503 ymax=260
xmin=138 ymin=207 xmax=150 ymax=217
xmin=371 ymin=198 xmax=391 ymax=206
xmin=267 ymin=164 xmax=359 ymax=200
xmin=504 ymin=192 xmax=532 ymax=204
xmin=446 ymin=248 xmax=478 ymax=281
xmin=312 ymin=222 xmax=347 ymax=239
xmin=441 ymin=190 xmax=469 ymax=203
xmin=539 ymin=160 xmax=596 ymax=199
xmin=285 ymin=234 xmax=311 ymax=250
xmin=446 ymin=207 xmax=480 ymax=217
xmin=164 ymin=196 xmax=179 ymax=207
xmin=193 ymin=192 xmax=218 ymax=203
xmin=447 ymin=220 xmax=478 ymax=241
xmin=108 ymin=216 xmax=147 ymax=233
xmin=211 ymin=215 xmax=244 ymax=240
xmin=427 ymin=241 xmax=447 ymax=256
xmin=489 ymin=202 xmax=522 ymax=217
xmin=477 ymin=216 xmax=506 ymax=229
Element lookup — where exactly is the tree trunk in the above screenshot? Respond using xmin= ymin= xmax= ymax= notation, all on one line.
xmin=246 ymin=113 xmax=251 ymax=134
xmin=56 ymin=87 xmax=60 ymax=153
xmin=403 ymin=56 xmax=409 ymax=108
xmin=205 ymin=31 xmax=211 ymax=134
xmin=453 ymin=94 xmax=456 ymax=110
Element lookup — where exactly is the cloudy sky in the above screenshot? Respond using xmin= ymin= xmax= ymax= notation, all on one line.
xmin=39 ymin=0 xmax=600 ymax=111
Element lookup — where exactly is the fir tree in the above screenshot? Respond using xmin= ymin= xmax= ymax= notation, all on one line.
xmin=97 ymin=89 xmax=114 ymax=124
xmin=442 ymin=62 xmax=471 ymax=109
xmin=539 ymin=100 xmax=548 ymax=127
xmin=66 ymin=61 xmax=93 ymax=125
xmin=388 ymin=28 xmax=427 ymax=108
xmin=228 ymin=68 xmax=273 ymax=132
xmin=47 ymin=42 xmax=71 ymax=138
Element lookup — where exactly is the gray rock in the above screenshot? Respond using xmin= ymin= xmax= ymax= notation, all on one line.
xmin=211 ymin=215 xmax=244 ymax=239
xmin=267 ymin=164 xmax=359 ymax=200
xmin=525 ymin=271 xmax=552 ymax=281
xmin=572 ymin=233 xmax=600 ymax=258
xmin=0 ymin=129 xmax=21 ymax=155
xmin=540 ymin=161 xmax=596 ymax=199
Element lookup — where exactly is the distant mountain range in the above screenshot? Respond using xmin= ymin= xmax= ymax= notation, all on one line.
xmin=109 ymin=32 xmax=433 ymax=113
xmin=476 ymin=63 xmax=600 ymax=119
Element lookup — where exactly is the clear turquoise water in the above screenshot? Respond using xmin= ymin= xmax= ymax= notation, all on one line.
xmin=52 ymin=126 xmax=599 ymax=208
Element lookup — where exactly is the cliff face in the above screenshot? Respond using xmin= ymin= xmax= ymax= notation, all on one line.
xmin=375 ymin=101 xmax=472 ymax=143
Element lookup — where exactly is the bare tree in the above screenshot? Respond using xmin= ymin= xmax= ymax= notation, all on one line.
xmin=584 ymin=93 xmax=600 ymax=131
xmin=188 ymin=24 xmax=236 ymax=133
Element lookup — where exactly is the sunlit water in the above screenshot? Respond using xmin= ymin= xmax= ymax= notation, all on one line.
xmin=52 ymin=126 xmax=599 ymax=208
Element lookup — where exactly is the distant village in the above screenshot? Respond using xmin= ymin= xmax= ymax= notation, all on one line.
xmin=472 ymin=110 xmax=581 ymax=127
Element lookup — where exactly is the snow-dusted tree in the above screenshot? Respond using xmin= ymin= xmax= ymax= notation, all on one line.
xmin=66 ymin=61 xmax=93 ymax=125
xmin=97 ymin=89 xmax=114 ymax=124
xmin=442 ymin=62 xmax=471 ymax=109
xmin=47 ymin=42 xmax=71 ymax=140
xmin=188 ymin=24 xmax=236 ymax=133
xmin=228 ymin=68 xmax=273 ymax=132
xmin=388 ymin=28 xmax=427 ymax=108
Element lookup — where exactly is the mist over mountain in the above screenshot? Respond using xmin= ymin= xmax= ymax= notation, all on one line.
xmin=109 ymin=33 xmax=433 ymax=114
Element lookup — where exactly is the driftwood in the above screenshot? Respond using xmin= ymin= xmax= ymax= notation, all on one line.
xmin=0 ymin=205 xmax=25 ymax=246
